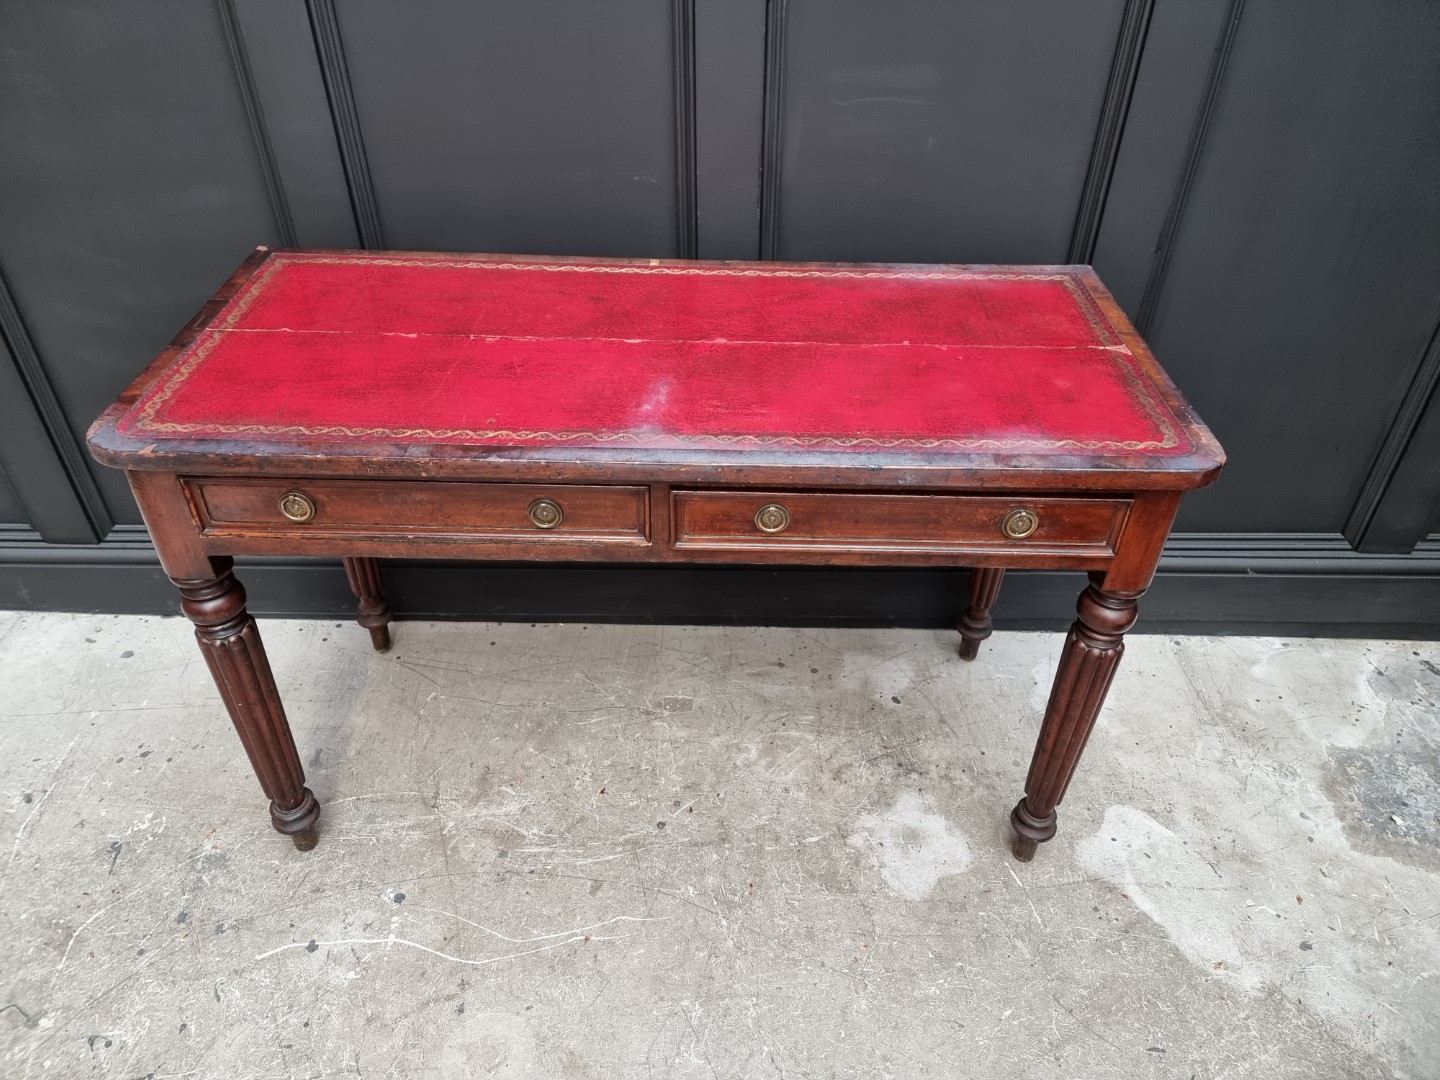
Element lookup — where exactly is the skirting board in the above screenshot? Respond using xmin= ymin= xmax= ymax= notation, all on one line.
xmin=1 ymin=528 xmax=1437 ymax=639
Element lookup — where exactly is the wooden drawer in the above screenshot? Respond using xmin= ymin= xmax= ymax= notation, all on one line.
xmin=671 ymin=490 xmax=1128 ymax=555
xmin=186 ymin=478 xmax=649 ymax=543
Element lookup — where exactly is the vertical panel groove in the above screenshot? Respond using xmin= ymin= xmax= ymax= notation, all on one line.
xmin=216 ymin=0 xmax=297 ymax=246
xmin=1134 ymin=0 xmax=1246 ymax=334
xmin=672 ymin=0 xmax=699 ymax=258
xmin=304 ymin=0 xmax=385 ymax=249
xmin=758 ymin=0 xmax=789 ymax=261
xmin=1067 ymin=0 xmax=1155 ymax=265
xmin=1344 ymin=320 xmax=1440 ymax=551
xmin=0 ymin=271 xmax=112 ymax=540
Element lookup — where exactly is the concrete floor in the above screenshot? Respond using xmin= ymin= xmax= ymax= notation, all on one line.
xmin=1 ymin=611 xmax=1437 ymax=1080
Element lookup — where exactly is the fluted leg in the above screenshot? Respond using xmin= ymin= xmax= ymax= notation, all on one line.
xmin=957 ymin=567 xmax=1005 ymax=660
xmin=1010 ymin=572 xmax=1141 ymax=861
xmin=342 ymin=556 xmax=393 ymax=652
xmin=176 ymin=558 xmax=319 ymax=850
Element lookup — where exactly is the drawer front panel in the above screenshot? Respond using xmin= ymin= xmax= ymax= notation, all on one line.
xmin=672 ymin=491 xmax=1128 ymax=554
xmin=187 ymin=478 xmax=649 ymax=543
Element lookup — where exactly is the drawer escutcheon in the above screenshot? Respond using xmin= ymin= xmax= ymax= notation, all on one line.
xmin=527 ymin=497 xmax=564 ymax=530
xmin=1000 ymin=507 xmax=1039 ymax=539
xmin=279 ymin=491 xmax=316 ymax=523
xmin=754 ymin=503 xmax=791 ymax=534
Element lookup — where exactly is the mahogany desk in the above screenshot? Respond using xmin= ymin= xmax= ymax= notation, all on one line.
xmin=88 ymin=249 xmax=1224 ymax=860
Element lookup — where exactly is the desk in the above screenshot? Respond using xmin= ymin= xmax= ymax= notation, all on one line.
xmin=88 ymin=249 xmax=1223 ymax=860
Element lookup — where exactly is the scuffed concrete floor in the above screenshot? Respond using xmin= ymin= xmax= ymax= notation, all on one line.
xmin=1 ymin=611 xmax=1437 ymax=1080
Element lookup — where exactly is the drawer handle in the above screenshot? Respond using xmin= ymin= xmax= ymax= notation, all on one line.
xmin=278 ymin=490 xmax=316 ymax=523
xmin=754 ymin=503 xmax=791 ymax=534
xmin=1000 ymin=507 xmax=1039 ymax=539
xmin=527 ymin=498 xmax=564 ymax=530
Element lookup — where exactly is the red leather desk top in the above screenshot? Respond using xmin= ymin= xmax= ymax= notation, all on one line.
xmin=101 ymin=250 xmax=1221 ymax=479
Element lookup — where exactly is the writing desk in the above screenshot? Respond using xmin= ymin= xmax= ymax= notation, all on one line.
xmin=88 ymin=249 xmax=1223 ymax=860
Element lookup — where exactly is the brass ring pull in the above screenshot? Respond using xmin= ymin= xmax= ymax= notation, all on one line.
xmin=279 ymin=490 xmax=316 ymax=523
xmin=527 ymin=498 xmax=564 ymax=530
xmin=754 ymin=503 xmax=791 ymax=534
xmin=1000 ymin=507 xmax=1039 ymax=540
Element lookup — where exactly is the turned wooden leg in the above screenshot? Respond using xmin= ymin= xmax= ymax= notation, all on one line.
xmin=342 ymin=556 xmax=393 ymax=652
xmin=175 ymin=558 xmax=320 ymax=850
xmin=957 ymin=567 xmax=1005 ymax=661
xmin=1010 ymin=572 xmax=1142 ymax=861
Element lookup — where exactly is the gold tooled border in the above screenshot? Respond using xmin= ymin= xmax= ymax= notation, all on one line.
xmin=119 ymin=253 xmax=1188 ymax=454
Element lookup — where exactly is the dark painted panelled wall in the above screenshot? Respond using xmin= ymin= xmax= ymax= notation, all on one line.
xmin=1 ymin=0 xmax=1438 ymax=635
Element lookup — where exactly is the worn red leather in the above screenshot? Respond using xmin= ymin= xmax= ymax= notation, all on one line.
xmin=117 ymin=251 xmax=1191 ymax=456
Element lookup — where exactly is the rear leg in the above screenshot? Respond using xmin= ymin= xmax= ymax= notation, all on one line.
xmin=342 ymin=557 xmax=393 ymax=652
xmin=958 ymin=568 xmax=1005 ymax=661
